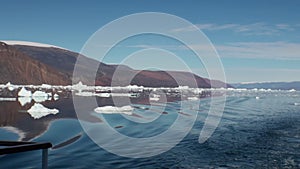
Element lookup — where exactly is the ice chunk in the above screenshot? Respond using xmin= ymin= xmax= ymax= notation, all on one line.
xmin=32 ymin=91 xmax=48 ymax=97
xmin=72 ymin=81 xmax=87 ymax=91
xmin=41 ymin=84 xmax=52 ymax=89
xmin=94 ymin=105 xmax=133 ymax=115
xmin=18 ymin=87 xmax=32 ymax=97
xmin=255 ymin=96 xmax=260 ymax=100
xmin=295 ymin=103 xmax=299 ymax=106
xmin=149 ymin=97 xmax=160 ymax=101
xmin=96 ymin=93 xmax=110 ymax=97
xmin=289 ymin=89 xmax=296 ymax=92
xmin=53 ymin=93 xmax=59 ymax=100
xmin=32 ymin=91 xmax=49 ymax=102
xmin=187 ymin=96 xmax=198 ymax=100
xmin=6 ymin=82 xmax=15 ymax=91
xmin=27 ymin=103 xmax=59 ymax=119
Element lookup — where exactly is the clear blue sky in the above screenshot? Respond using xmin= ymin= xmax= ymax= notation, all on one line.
xmin=1 ymin=0 xmax=300 ymax=83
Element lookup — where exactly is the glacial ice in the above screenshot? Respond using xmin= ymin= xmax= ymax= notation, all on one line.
xmin=18 ymin=87 xmax=32 ymax=97
xmin=32 ymin=91 xmax=49 ymax=97
xmin=187 ymin=96 xmax=199 ymax=100
xmin=32 ymin=91 xmax=49 ymax=102
xmin=94 ymin=105 xmax=134 ymax=115
xmin=27 ymin=103 xmax=59 ymax=119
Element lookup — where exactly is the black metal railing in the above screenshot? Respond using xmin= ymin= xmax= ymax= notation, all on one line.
xmin=0 ymin=141 xmax=52 ymax=169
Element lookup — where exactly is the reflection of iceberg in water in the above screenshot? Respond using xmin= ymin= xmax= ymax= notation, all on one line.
xmin=0 ymin=97 xmax=16 ymax=101
xmin=27 ymin=103 xmax=59 ymax=119
xmin=18 ymin=97 xmax=32 ymax=106
xmin=18 ymin=87 xmax=32 ymax=97
xmin=94 ymin=105 xmax=134 ymax=115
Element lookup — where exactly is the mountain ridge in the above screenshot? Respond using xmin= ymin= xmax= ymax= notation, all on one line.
xmin=0 ymin=41 xmax=230 ymax=88
xmin=232 ymin=81 xmax=300 ymax=90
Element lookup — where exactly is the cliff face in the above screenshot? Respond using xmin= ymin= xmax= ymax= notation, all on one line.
xmin=0 ymin=41 xmax=230 ymax=88
xmin=0 ymin=42 xmax=70 ymax=85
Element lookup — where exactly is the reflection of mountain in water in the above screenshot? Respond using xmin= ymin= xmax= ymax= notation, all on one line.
xmin=0 ymin=98 xmax=76 ymax=141
xmin=0 ymin=92 xmax=183 ymax=141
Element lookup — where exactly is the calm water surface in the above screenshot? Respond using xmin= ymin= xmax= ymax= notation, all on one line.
xmin=0 ymin=89 xmax=299 ymax=168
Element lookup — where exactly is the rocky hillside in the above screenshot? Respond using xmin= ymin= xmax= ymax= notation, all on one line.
xmin=0 ymin=41 xmax=230 ymax=88
xmin=0 ymin=42 xmax=70 ymax=85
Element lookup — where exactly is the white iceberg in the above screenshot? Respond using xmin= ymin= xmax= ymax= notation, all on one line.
xmin=27 ymin=103 xmax=59 ymax=119
xmin=53 ymin=93 xmax=59 ymax=100
xmin=32 ymin=91 xmax=49 ymax=97
xmin=41 ymin=84 xmax=52 ymax=89
xmin=149 ymin=97 xmax=160 ymax=101
xmin=32 ymin=90 xmax=49 ymax=102
xmin=96 ymin=93 xmax=110 ymax=97
xmin=72 ymin=81 xmax=87 ymax=92
xmin=18 ymin=87 xmax=32 ymax=97
xmin=6 ymin=82 xmax=15 ymax=91
xmin=94 ymin=105 xmax=134 ymax=115
xmin=187 ymin=96 xmax=198 ymax=100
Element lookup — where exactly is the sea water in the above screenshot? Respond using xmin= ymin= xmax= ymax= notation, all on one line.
xmin=0 ymin=89 xmax=299 ymax=168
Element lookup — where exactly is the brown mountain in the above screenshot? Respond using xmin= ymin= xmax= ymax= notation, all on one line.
xmin=0 ymin=42 xmax=70 ymax=85
xmin=0 ymin=41 xmax=230 ymax=88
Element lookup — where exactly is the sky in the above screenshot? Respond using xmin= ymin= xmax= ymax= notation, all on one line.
xmin=1 ymin=0 xmax=300 ymax=83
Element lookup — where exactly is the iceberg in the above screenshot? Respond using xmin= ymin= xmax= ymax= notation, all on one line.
xmin=6 ymin=82 xmax=15 ymax=91
xmin=187 ymin=96 xmax=198 ymax=100
xmin=53 ymin=93 xmax=59 ymax=100
xmin=72 ymin=81 xmax=87 ymax=92
xmin=18 ymin=87 xmax=32 ymax=97
xmin=32 ymin=91 xmax=49 ymax=102
xmin=94 ymin=105 xmax=134 ymax=115
xmin=32 ymin=91 xmax=48 ymax=97
xmin=27 ymin=103 xmax=59 ymax=119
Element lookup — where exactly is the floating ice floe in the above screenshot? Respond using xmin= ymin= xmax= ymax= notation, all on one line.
xmin=27 ymin=103 xmax=59 ymax=119
xmin=72 ymin=81 xmax=88 ymax=92
xmin=32 ymin=91 xmax=49 ymax=102
xmin=41 ymin=84 xmax=52 ymax=89
xmin=289 ymin=89 xmax=296 ymax=92
xmin=187 ymin=96 xmax=199 ymax=100
xmin=94 ymin=105 xmax=134 ymax=115
xmin=6 ymin=82 xmax=15 ymax=91
xmin=149 ymin=97 xmax=160 ymax=101
xmin=255 ymin=96 xmax=260 ymax=100
xmin=294 ymin=103 xmax=300 ymax=106
xmin=18 ymin=87 xmax=32 ymax=97
xmin=53 ymin=93 xmax=59 ymax=100
xmin=32 ymin=91 xmax=48 ymax=97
